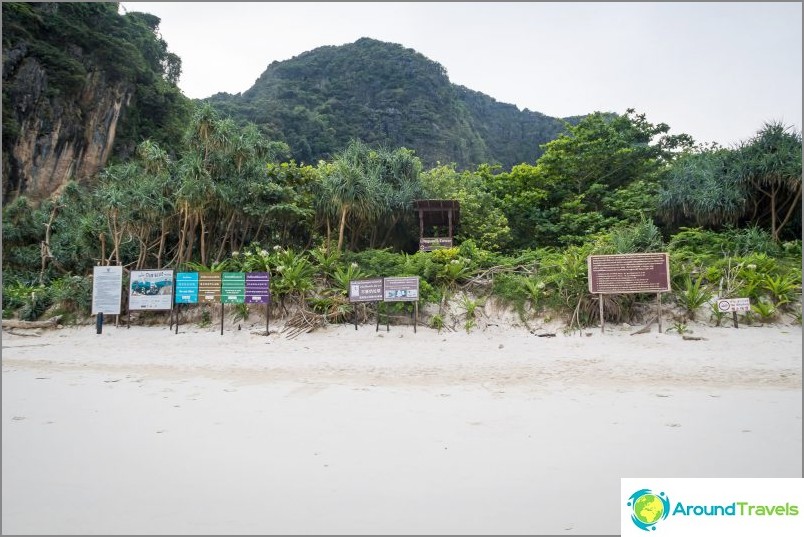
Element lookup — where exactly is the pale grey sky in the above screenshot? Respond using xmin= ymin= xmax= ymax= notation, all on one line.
xmin=121 ymin=2 xmax=802 ymax=148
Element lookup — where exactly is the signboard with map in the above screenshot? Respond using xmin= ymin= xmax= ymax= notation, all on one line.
xmin=383 ymin=276 xmax=420 ymax=302
xmin=129 ymin=269 xmax=173 ymax=310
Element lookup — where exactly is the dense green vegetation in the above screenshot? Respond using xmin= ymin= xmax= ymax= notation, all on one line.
xmin=3 ymin=104 xmax=800 ymax=329
xmin=1 ymin=6 xmax=800 ymax=330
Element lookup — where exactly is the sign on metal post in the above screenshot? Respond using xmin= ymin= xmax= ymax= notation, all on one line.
xmin=173 ymin=271 xmax=199 ymax=334
xmin=246 ymin=272 xmax=271 ymax=335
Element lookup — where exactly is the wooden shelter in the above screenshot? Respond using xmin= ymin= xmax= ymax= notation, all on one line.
xmin=413 ymin=199 xmax=460 ymax=251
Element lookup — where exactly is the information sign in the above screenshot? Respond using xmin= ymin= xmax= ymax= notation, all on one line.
xmin=129 ymin=269 xmax=173 ymax=310
xmin=245 ymin=272 xmax=271 ymax=304
xmin=92 ymin=265 xmax=123 ymax=315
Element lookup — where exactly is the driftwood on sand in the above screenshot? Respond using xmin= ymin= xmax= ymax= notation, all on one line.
xmin=2 ymin=315 xmax=62 ymax=330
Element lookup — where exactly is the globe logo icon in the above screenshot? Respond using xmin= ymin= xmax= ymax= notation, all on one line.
xmin=627 ymin=489 xmax=670 ymax=531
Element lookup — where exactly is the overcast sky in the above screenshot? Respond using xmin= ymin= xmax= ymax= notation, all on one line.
xmin=120 ymin=2 xmax=802 ymax=148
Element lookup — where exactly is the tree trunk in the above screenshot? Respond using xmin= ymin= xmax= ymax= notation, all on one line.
xmin=337 ymin=206 xmax=349 ymax=252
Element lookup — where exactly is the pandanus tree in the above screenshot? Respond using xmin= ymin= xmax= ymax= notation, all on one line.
xmin=660 ymin=122 xmax=802 ymax=242
xmin=735 ymin=121 xmax=802 ymax=242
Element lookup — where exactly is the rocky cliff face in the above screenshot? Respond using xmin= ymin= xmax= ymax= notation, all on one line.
xmin=2 ymin=44 xmax=133 ymax=202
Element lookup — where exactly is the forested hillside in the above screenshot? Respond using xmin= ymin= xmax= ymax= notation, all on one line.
xmin=205 ymin=38 xmax=571 ymax=169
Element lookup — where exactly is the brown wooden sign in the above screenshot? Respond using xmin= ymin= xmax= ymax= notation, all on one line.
xmin=419 ymin=237 xmax=454 ymax=251
xmin=587 ymin=253 xmax=670 ymax=294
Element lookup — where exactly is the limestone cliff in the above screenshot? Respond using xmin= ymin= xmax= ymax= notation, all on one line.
xmin=2 ymin=43 xmax=133 ymax=202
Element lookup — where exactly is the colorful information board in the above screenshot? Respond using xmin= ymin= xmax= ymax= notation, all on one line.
xmin=92 ymin=265 xmax=123 ymax=315
xmin=349 ymin=278 xmax=384 ymax=303
xmin=221 ymin=272 xmax=246 ymax=304
xmin=245 ymin=272 xmax=270 ymax=303
xmin=175 ymin=272 xmax=199 ymax=304
xmin=198 ymin=272 xmax=222 ymax=303
xmin=129 ymin=269 xmax=173 ymax=310
xmin=383 ymin=276 xmax=420 ymax=302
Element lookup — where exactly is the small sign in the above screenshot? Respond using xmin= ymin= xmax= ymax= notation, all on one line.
xmin=129 ymin=269 xmax=173 ymax=310
xmin=419 ymin=237 xmax=453 ymax=251
xmin=92 ymin=265 xmax=123 ymax=315
xmin=717 ymin=297 xmax=751 ymax=312
xmin=221 ymin=272 xmax=246 ymax=304
xmin=349 ymin=278 xmax=384 ymax=303
xmin=175 ymin=272 xmax=199 ymax=304
xmin=198 ymin=272 xmax=222 ymax=303
xmin=245 ymin=272 xmax=270 ymax=304
xmin=588 ymin=253 xmax=670 ymax=294
xmin=383 ymin=276 xmax=420 ymax=302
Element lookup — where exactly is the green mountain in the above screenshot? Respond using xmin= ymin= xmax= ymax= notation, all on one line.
xmin=206 ymin=37 xmax=573 ymax=169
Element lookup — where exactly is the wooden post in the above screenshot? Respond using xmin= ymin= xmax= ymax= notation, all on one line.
xmin=419 ymin=210 xmax=424 ymax=241
xmin=220 ymin=303 xmax=224 ymax=335
xmin=376 ymin=302 xmax=381 ymax=332
xmin=733 ymin=311 xmax=739 ymax=329
xmin=599 ymin=293 xmax=605 ymax=334
xmin=266 ymin=302 xmax=270 ymax=335
xmin=448 ymin=209 xmax=453 ymax=243
xmin=414 ymin=301 xmax=418 ymax=333
xmin=175 ymin=305 xmax=180 ymax=334
xmin=96 ymin=312 xmax=104 ymax=334
xmin=657 ymin=293 xmax=663 ymax=333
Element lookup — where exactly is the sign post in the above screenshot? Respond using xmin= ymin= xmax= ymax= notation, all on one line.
xmin=245 ymin=272 xmax=271 ymax=335
xmin=198 ymin=272 xmax=222 ymax=333
xmin=588 ymin=253 xmax=671 ymax=334
xmin=92 ymin=265 xmax=123 ymax=334
xmin=221 ymin=272 xmax=246 ymax=335
xmin=716 ymin=297 xmax=751 ymax=328
xmin=348 ymin=278 xmax=384 ymax=330
xmin=383 ymin=276 xmax=420 ymax=333
xmin=129 ymin=269 xmax=174 ymax=328
xmin=174 ymin=272 xmax=199 ymax=334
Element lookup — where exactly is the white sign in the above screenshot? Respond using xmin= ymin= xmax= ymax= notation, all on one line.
xmin=92 ymin=265 xmax=123 ymax=314
xmin=129 ymin=269 xmax=174 ymax=310
xmin=717 ymin=297 xmax=751 ymax=313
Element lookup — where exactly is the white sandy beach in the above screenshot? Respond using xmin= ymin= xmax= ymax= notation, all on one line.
xmin=2 ymin=317 xmax=801 ymax=535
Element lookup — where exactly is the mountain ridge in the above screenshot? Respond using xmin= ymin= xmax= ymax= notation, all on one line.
xmin=204 ymin=37 xmax=579 ymax=169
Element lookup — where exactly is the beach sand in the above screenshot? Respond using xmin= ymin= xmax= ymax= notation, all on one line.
xmin=2 ymin=318 xmax=801 ymax=534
